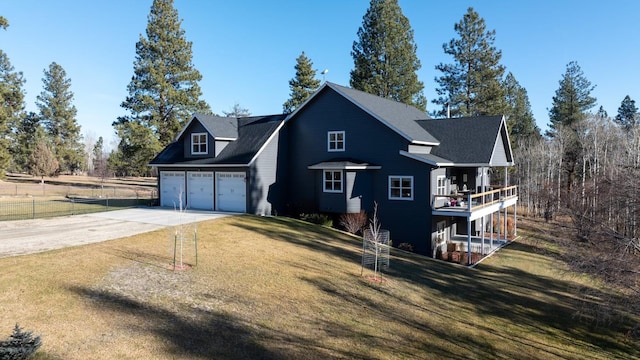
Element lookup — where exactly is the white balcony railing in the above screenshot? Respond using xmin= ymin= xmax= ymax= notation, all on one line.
xmin=432 ymin=185 xmax=518 ymax=213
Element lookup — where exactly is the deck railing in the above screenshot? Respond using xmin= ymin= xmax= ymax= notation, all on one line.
xmin=432 ymin=185 xmax=518 ymax=212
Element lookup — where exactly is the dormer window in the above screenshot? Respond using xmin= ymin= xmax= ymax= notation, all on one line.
xmin=191 ymin=133 xmax=207 ymax=155
xmin=328 ymin=131 xmax=345 ymax=152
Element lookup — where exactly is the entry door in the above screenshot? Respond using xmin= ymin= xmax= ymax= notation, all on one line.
xmin=216 ymin=172 xmax=247 ymax=212
xmin=187 ymin=172 xmax=214 ymax=210
xmin=160 ymin=171 xmax=185 ymax=209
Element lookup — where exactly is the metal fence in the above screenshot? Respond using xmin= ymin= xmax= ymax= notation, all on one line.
xmin=0 ymin=197 xmax=157 ymax=221
xmin=0 ymin=183 xmax=156 ymax=199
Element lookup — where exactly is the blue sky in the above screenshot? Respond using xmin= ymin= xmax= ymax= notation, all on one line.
xmin=3 ymin=0 xmax=640 ymax=149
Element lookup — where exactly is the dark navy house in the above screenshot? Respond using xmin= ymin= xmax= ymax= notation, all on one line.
xmin=150 ymin=82 xmax=518 ymax=257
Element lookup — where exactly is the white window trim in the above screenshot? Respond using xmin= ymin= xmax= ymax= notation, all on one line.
xmin=191 ymin=132 xmax=208 ymax=155
xmin=323 ymin=170 xmax=343 ymax=193
xmin=327 ymin=131 xmax=345 ymax=152
xmin=436 ymin=175 xmax=446 ymax=195
xmin=388 ymin=175 xmax=414 ymax=200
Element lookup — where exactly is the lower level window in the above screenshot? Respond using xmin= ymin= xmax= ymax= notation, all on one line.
xmin=324 ymin=170 xmax=342 ymax=193
xmin=389 ymin=176 xmax=413 ymax=200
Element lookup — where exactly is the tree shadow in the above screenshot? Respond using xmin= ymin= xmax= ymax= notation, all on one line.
xmin=67 ymin=284 xmax=373 ymax=359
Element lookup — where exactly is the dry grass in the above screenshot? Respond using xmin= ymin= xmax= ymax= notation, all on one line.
xmin=0 ymin=215 xmax=637 ymax=359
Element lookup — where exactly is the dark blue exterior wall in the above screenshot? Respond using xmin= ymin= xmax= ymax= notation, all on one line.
xmin=280 ymin=87 xmax=433 ymax=254
xmin=181 ymin=121 xmax=215 ymax=159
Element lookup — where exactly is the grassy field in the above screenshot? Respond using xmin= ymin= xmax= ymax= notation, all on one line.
xmin=0 ymin=215 xmax=637 ymax=359
xmin=0 ymin=174 xmax=157 ymax=220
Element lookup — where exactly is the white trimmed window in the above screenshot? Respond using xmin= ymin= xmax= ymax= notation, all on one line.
xmin=191 ymin=133 xmax=207 ymax=154
xmin=327 ymin=131 xmax=345 ymax=152
xmin=436 ymin=175 xmax=446 ymax=195
xmin=323 ymin=170 xmax=343 ymax=193
xmin=389 ymin=176 xmax=413 ymax=200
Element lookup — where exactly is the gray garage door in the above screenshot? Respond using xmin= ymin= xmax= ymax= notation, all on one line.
xmin=187 ymin=171 xmax=214 ymax=211
xmin=216 ymin=172 xmax=246 ymax=213
xmin=160 ymin=171 xmax=185 ymax=209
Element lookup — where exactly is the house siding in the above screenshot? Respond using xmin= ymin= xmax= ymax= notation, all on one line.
xmin=283 ymin=87 xmax=432 ymax=254
xmin=492 ymin=132 xmax=509 ymax=165
xmin=248 ymin=130 xmax=281 ymax=215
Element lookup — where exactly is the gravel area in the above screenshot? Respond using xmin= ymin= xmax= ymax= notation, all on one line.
xmin=0 ymin=207 xmax=230 ymax=258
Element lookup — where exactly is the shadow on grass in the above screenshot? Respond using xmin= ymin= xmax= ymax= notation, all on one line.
xmin=68 ymin=285 xmax=281 ymax=359
xmin=67 ymin=285 xmax=370 ymax=359
xmin=231 ymin=216 xmax=637 ymax=358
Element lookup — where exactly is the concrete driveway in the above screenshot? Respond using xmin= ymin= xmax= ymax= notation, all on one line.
xmin=0 ymin=207 xmax=231 ymax=258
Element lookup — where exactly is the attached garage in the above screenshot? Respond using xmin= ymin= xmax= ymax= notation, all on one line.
xmin=216 ymin=172 xmax=247 ymax=212
xmin=160 ymin=171 xmax=186 ymax=209
xmin=187 ymin=171 xmax=214 ymax=210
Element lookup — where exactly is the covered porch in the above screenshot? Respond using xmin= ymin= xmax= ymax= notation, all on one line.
xmin=432 ymin=185 xmax=518 ymax=265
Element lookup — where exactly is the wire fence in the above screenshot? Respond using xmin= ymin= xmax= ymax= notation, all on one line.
xmin=0 ymin=182 xmax=156 ymax=199
xmin=0 ymin=197 xmax=158 ymax=221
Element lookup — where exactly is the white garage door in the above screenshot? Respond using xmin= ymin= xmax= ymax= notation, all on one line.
xmin=216 ymin=172 xmax=246 ymax=213
xmin=187 ymin=172 xmax=214 ymax=210
xmin=160 ymin=171 xmax=185 ymax=209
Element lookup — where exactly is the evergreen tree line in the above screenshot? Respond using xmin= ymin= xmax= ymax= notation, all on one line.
xmin=1 ymin=17 xmax=83 ymax=178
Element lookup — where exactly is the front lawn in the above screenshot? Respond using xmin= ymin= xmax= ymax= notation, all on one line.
xmin=0 ymin=215 xmax=636 ymax=359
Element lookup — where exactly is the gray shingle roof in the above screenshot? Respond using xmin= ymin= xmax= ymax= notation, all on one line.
xmin=416 ymin=115 xmax=504 ymax=164
xmin=324 ymin=83 xmax=438 ymax=144
xmin=193 ymin=113 xmax=238 ymax=139
xmin=150 ymin=114 xmax=285 ymax=166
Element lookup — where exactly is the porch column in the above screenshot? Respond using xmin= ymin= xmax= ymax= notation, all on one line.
xmin=467 ymin=218 xmax=472 ymax=265
xmin=514 ymin=203 xmax=518 ymax=237
xmin=490 ymin=212 xmax=494 ymax=248
xmin=504 ymin=166 xmax=508 ymax=240
xmin=497 ymin=208 xmax=501 ymax=242
xmin=481 ymin=215 xmax=486 ymax=255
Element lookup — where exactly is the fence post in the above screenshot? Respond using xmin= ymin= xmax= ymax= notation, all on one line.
xmin=71 ymin=198 xmax=75 ymax=215
xmin=32 ymin=199 xmax=35 ymax=219
xmin=106 ymin=196 xmax=109 ymax=211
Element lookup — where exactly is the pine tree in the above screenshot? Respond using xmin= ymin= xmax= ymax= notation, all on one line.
xmin=503 ymin=72 xmax=539 ymax=146
xmin=0 ymin=324 xmax=42 ymax=360
xmin=36 ymin=62 xmax=84 ymax=174
xmin=12 ymin=112 xmax=44 ymax=173
xmin=223 ymin=103 xmax=251 ymax=117
xmin=114 ymin=0 xmax=210 ymax=176
xmin=92 ymin=136 xmax=109 ymax=180
xmin=0 ymin=49 xmax=25 ymax=177
xmin=614 ymin=95 xmax=638 ymax=131
xmin=350 ymin=0 xmax=426 ymax=111
xmin=547 ymin=61 xmax=596 ymax=137
xmin=283 ymin=51 xmax=320 ymax=113
xmin=547 ymin=61 xmax=596 ymax=192
xmin=434 ymin=7 xmax=507 ymax=118
xmin=29 ymin=140 xmax=59 ymax=183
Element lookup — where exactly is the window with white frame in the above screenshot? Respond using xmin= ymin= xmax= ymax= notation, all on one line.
xmin=389 ymin=176 xmax=413 ymax=200
xmin=191 ymin=133 xmax=207 ymax=154
xmin=436 ymin=175 xmax=446 ymax=195
xmin=323 ymin=170 xmax=343 ymax=193
xmin=327 ymin=131 xmax=345 ymax=152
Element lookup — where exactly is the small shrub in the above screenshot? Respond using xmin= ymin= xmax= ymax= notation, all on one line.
xmin=397 ymin=242 xmax=414 ymax=252
xmin=299 ymin=213 xmax=333 ymax=227
xmin=490 ymin=217 xmax=515 ymax=236
xmin=0 ymin=324 xmax=42 ymax=360
xmin=339 ymin=211 xmax=367 ymax=235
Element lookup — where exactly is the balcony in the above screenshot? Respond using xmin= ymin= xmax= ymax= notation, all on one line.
xmin=432 ymin=186 xmax=518 ymax=221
